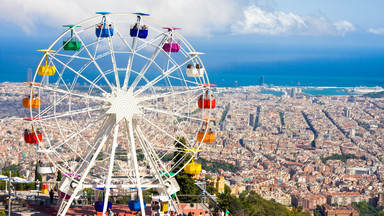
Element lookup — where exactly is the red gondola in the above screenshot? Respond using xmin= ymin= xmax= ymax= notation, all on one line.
xmin=198 ymin=89 xmax=216 ymax=109
xmin=24 ymin=128 xmax=43 ymax=144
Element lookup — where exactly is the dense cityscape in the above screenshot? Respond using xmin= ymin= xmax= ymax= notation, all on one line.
xmin=2 ymin=81 xmax=384 ymax=215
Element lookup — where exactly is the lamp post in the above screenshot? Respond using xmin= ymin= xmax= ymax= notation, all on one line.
xmin=8 ymin=171 xmax=11 ymax=216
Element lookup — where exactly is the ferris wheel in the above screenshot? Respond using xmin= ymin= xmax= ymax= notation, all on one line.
xmin=22 ymin=12 xmax=216 ymax=216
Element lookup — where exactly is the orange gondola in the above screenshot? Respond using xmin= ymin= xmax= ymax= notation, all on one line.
xmin=22 ymin=96 xmax=41 ymax=109
xmin=196 ymin=118 xmax=215 ymax=143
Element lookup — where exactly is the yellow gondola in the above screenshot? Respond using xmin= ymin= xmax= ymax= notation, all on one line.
xmin=184 ymin=159 xmax=202 ymax=175
xmin=37 ymin=50 xmax=56 ymax=76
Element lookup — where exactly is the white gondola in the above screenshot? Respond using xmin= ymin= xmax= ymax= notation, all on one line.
xmin=186 ymin=67 xmax=204 ymax=77
xmin=186 ymin=52 xmax=205 ymax=77
xmin=37 ymin=161 xmax=56 ymax=174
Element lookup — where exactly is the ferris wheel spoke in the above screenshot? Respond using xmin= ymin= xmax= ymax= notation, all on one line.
xmin=122 ymin=32 xmax=138 ymax=91
xmin=107 ymin=36 xmax=120 ymax=88
xmin=167 ymin=73 xmax=203 ymax=86
xmin=134 ymin=125 xmax=174 ymax=182
xmin=129 ymin=34 xmax=170 ymax=91
xmin=40 ymin=85 xmax=106 ymax=102
xmin=141 ymin=116 xmax=191 ymax=149
xmin=125 ymin=31 xmax=173 ymax=85
xmin=48 ymin=54 xmax=108 ymax=94
xmin=137 ymin=86 xmax=202 ymax=102
xmin=59 ymin=115 xmax=116 ymax=216
xmin=133 ymin=57 xmax=191 ymax=97
xmin=53 ymin=52 xmax=92 ymax=61
xmin=47 ymin=113 xmax=107 ymax=151
xmin=38 ymin=106 xmax=107 ymax=121
xmin=77 ymin=37 xmax=114 ymax=90
xmin=143 ymin=107 xmax=202 ymax=123
xmin=36 ymin=88 xmax=106 ymax=119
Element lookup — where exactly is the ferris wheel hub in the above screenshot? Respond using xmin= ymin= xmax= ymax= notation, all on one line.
xmin=105 ymin=87 xmax=142 ymax=123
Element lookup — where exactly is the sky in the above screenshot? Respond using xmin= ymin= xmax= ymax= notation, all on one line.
xmin=1 ymin=0 xmax=384 ymax=85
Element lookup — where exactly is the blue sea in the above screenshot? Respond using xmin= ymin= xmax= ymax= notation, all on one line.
xmin=1 ymin=35 xmax=384 ymax=91
xmin=203 ymin=45 xmax=384 ymax=88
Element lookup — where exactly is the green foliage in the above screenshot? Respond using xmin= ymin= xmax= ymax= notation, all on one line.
xmin=217 ymin=185 xmax=232 ymax=210
xmin=1 ymin=168 xmax=34 ymax=191
xmin=2 ymin=165 xmax=21 ymax=174
xmin=313 ymin=205 xmax=322 ymax=216
xmin=173 ymin=137 xmax=200 ymax=203
xmin=238 ymin=191 xmax=309 ymax=216
xmin=311 ymin=140 xmax=316 ymax=148
xmin=175 ymin=171 xmax=200 ymax=203
xmin=321 ymin=153 xmax=361 ymax=164
xmin=161 ymin=154 xmax=174 ymax=162
xmin=35 ymin=162 xmax=42 ymax=182
xmin=352 ymin=201 xmax=384 ymax=216
xmin=239 ymin=190 xmax=249 ymax=201
xmin=196 ymin=158 xmax=239 ymax=173
xmin=2 ymin=169 xmax=22 ymax=177
xmin=216 ymin=185 xmax=245 ymax=214
xmin=207 ymin=184 xmax=218 ymax=195
xmin=57 ymin=169 xmax=62 ymax=182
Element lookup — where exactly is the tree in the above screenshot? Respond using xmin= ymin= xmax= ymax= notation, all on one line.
xmin=35 ymin=162 xmax=42 ymax=182
xmin=241 ymin=191 xmax=309 ymax=216
xmin=56 ymin=169 xmax=62 ymax=182
xmin=173 ymin=137 xmax=200 ymax=203
xmin=239 ymin=190 xmax=249 ymax=201
xmin=217 ymin=185 xmax=232 ymax=210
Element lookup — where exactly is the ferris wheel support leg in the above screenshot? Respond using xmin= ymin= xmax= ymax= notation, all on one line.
xmin=57 ymin=116 xmax=116 ymax=216
xmin=102 ymin=122 xmax=119 ymax=216
xmin=135 ymin=126 xmax=182 ymax=214
xmin=128 ymin=119 xmax=146 ymax=215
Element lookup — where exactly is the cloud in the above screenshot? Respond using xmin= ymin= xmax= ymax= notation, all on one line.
xmin=368 ymin=28 xmax=384 ymax=35
xmin=231 ymin=5 xmax=356 ymax=36
xmin=0 ymin=0 xmax=239 ymax=37
xmin=0 ymin=1 xmax=356 ymax=37
xmin=333 ymin=20 xmax=356 ymax=36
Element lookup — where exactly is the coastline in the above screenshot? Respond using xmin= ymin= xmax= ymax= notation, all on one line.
xmin=1 ymin=81 xmax=383 ymax=97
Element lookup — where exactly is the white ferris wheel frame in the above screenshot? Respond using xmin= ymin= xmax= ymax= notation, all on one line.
xmin=26 ymin=12 xmax=214 ymax=216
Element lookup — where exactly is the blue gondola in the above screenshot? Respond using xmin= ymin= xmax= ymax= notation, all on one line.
xmin=129 ymin=200 xmax=146 ymax=211
xmin=95 ymin=12 xmax=114 ymax=38
xmin=130 ymin=13 xmax=150 ymax=39
xmin=94 ymin=201 xmax=112 ymax=212
xmin=130 ymin=28 xmax=148 ymax=39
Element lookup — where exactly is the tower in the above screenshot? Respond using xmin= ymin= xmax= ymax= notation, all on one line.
xmin=249 ymin=113 xmax=254 ymax=127
xmin=220 ymin=121 xmax=226 ymax=131
xmin=27 ymin=68 xmax=33 ymax=82
xmin=344 ymin=107 xmax=351 ymax=118
xmin=290 ymin=88 xmax=297 ymax=98
xmin=260 ymin=76 xmax=264 ymax=86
